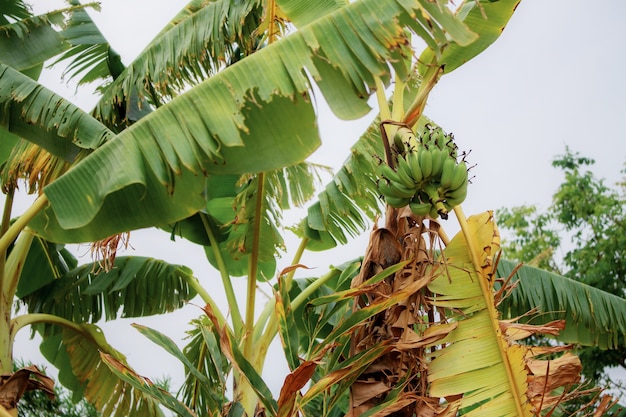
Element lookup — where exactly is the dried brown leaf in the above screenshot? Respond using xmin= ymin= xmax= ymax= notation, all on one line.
xmin=500 ymin=319 xmax=566 ymax=341
xmin=351 ymin=380 xmax=390 ymax=407
xmin=527 ymin=352 xmax=582 ymax=410
xmin=0 ymin=365 xmax=55 ymax=411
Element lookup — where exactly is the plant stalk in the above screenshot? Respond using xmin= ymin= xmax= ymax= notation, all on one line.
xmin=403 ymin=62 xmax=443 ymax=128
xmin=200 ymin=213 xmax=243 ymax=338
xmin=184 ymin=274 xmax=228 ymax=331
xmin=239 ymin=173 xmax=266 ymax=416
xmin=0 ymin=194 xmax=48 ymax=256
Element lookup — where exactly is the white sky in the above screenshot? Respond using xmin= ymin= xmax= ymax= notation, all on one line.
xmin=14 ymin=0 xmax=626 ymax=407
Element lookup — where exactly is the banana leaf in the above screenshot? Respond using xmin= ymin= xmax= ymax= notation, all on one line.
xmin=497 ymin=258 xmax=626 ymax=349
xmin=426 ymin=212 xmax=533 ymax=416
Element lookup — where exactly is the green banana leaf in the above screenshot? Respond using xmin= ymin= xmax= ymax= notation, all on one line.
xmin=0 ymin=11 xmax=68 ymax=72
xmin=92 ymin=0 xmax=263 ymax=125
xmin=418 ymin=0 xmax=521 ymax=74
xmin=51 ymin=0 xmax=125 ymax=85
xmin=40 ymin=323 xmax=168 ymax=416
xmin=275 ymin=0 xmax=347 ymax=28
xmin=0 ymin=64 xmax=113 ymax=160
xmin=179 ymin=317 xmax=230 ymax=415
xmin=497 ymin=258 xmax=626 ymax=349
xmin=0 ymin=0 xmax=31 ymax=24
xmin=15 ymin=235 xmax=77 ymax=298
xmin=22 ymin=256 xmax=197 ymax=323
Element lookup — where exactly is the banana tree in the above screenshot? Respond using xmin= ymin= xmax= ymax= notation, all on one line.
xmin=1 ymin=0 xmax=625 ymax=416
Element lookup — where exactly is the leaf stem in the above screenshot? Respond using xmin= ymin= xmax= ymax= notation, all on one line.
xmin=10 ymin=313 xmax=85 ymax=350
xmin=200 ymin=213 xmax=243 ymax=338
xmin=403 ymin=62 xmax=443 ymax=128
xmin=374 ymin=77 xmax=391 ymax=121
xmin=183 ymin=274 xmax=228 ymax=331
xmin=0 ymin=189 xmax=14 ymax=294
xmin=251 ymin=236 xmax=315 ymax=370
xmin=0 ymin=194 xmax=48 ymax=255
xmin=239 ymin=172 xmax=266 ymax=417
xmin=3 ymin=229 xmax=34 ymax=300
xmin=391 ymin=73 xmax=406 ymax=121
xmin=244 ymin=173 xmax=265 ymax=356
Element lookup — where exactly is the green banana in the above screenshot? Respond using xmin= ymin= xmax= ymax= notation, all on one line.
xmin=409 ymin=200 xmax=431 ymax=216
xmin=429 ymin=147 xmax=445 ymax=179
xmin=385 ymin=195 xmax=411 ymax=208
xmin=438 ymin=157 xmax=458 ymax=191
xmin=407 ymin=151 xmax=424 ymax=184
xmin=378 ymin=178 xmax=415 ymax=199
xmin=419 ymin=148 xmax=433 ymax=179
xmin=376 ymin=162 xmax=402 ymax=184
xmin=443 ymin=182 xmax=468 ymax=207
xmin=396 ymin=154 xmax=416 ymax=188
xmin=393 ymin=126 xmax=418 ymax=153
xmin=448 ymin=161 xmax=468 ymax=192
xmin=432 ymin=128 xmax=446 ymax=150
xmin=423 ymin=183 xmax=448 ymax=219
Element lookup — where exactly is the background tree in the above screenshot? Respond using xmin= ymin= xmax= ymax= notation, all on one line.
xmin=497 ymin=148 xmax=626 ymax=398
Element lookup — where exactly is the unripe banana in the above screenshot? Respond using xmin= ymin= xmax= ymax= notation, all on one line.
xmin=385 ymin=195 xmax=411 ymax=208
xmin=378 ymin=178 xmax=415 ymax=199
xmin=407 ymin=151 xmax=424 ymax=183
xmin=393 ymin=126 xmax=419 ymax=153
xmin=433 ymin=128 xmax=446 ymax=150
xmin=439 ymin=157 xmax=457 ymax=191
xmin=423 ymin=183 xmax=448 ymax=220
xmin=396 ymin=155 xmax=416 ymax=188
xmin=409 ymin=200 xmax=431 ymax=216
xmin=448 ymin=161 xmax=469 ymax=192
xmin=443 ymin=182 xmax=468 ymax=207
xmin=419 ymin=149 xmax=433 ymax=179
xmin=376 ymin=162 xmax=402 ymax=184
xmin=446 ymin=141 xmax=458 ymax=159
xmin=429 ymin=147 xmax=445 ymax=179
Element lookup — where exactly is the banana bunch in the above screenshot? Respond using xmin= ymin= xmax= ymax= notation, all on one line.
xmin=377 ymin=125 xmax=469 ymax=219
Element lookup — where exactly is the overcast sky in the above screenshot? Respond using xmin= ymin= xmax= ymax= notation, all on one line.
xmin=16 ymin=0 xmax=626 ymax=402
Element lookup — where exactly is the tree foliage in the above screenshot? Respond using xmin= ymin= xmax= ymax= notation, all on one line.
xmin=497 ymin=148 xmax=626 ymax=386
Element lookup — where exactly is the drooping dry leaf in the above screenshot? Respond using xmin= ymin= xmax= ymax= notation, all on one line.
xmin=526 ymin=352 xmax=582 ymax=410
xmin=277 ymin=360 xmax=319 ymax=416
xmin=0 ymin=365 xmax=55 ymax=411
xmin=350 ymin=380 xmax=390 ymax=407
xmin=500 ymin=319 xmax=566 ymax=341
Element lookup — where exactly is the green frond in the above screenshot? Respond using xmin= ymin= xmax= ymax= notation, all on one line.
xmin=0 ymin=10 xmax=68 ymax=73
xmin=51 ymin=1 xmax=124 ymax=85
xmin=0 ymin=64 xmax=114 ymax=159
xmin=22 ymin=256 xmax=197 ymax=323
xmin=497 ymin=259 xmax=626 ymax=349
xmin=93 ymin=0 xmax=263 ymax=126
xmin=419 ymin=0 xmax=521 ymax=75
xmin=40 ymin=324 xmax=167 ymax=417
xmin=275 ymin=0 xmax=347 ymax=28
xmin=179 ymin=317 xmax=230 ymax=415
xmin=0 ymin=0 xmax=31 ymax=24
xmin=299 ymin=119 xmax=384 ymax=248
xmin=15 ymin=233 xmax=77 ymax=298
